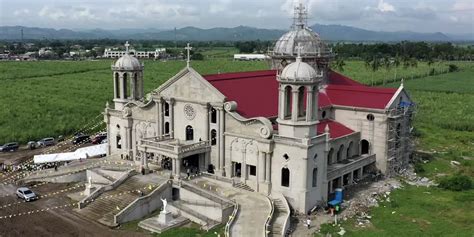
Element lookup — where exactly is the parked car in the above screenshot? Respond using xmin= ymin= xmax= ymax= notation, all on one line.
xmin=37 ymin=138 xmax=55 ymax=147
xmin=91 ymin=134 xmax=107 ymax=144
xmin=16 ymin=187 xmax=37 ymax=202
xmin=101 ymin=138 xmax=108 ymax=144
xmin=72 ymin=135 xmax=91 ymax=145
xmin=0 ymin=142 xmax=19 ymax=152
xmin=27 ymin=141 xmax=37 ymax=150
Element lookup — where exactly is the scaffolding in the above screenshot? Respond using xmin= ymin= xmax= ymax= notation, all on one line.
xmin=386 ymin=104 xmax=416 ymax=177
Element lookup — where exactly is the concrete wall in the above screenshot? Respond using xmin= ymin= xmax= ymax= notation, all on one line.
xmin=271 ymin=139 xmax=326 ymax=213
xmin=334 ymin=108 xmax=388 ymax=173
xmin=179 ymin=187 xmax=223 ymax=221
xmin=114 ymin=182 xmax=172 ymax=224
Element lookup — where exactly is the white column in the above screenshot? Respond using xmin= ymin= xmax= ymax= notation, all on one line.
xmin=204 ymin=105 xmax=209 ymax=141
xmin=265 ymin=152 xmax=271 ymax=182
xmin=157 ymin=99 xmax=162 ymax=136
xmin=176 ymin=158 xmax=181 ymax=178
xmin=218 ymin=108 xmax=225 ymax=176
xmin=278 ymin=86 xmax=285 ymax=119
xmin=242 ymin=150 xmax=247 ymax=182
xmin=172 ymin=159 xmax=177 ymax=175
xmin=291 ymin=88 xmax=299 ymax=122
xmin=313 ymin=88 xmax=319 ymax=121
xmin=169 ymin=99 xmax=175 ymax=139
xmin=258 ymin=151 xmax=265 ymax=183
xmin=306 ymin=86 xmax=314 ymax=122
xmin=119 ymin=73 xmax=125 ymax=99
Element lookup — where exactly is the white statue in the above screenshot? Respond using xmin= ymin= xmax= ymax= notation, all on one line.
xmin=88 ymin=176 xmax=92 ymax=188
xmin=161 ymin=197 xmax=168 ymax=213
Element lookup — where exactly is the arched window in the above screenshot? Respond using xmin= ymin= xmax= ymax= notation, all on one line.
xmin=186 ymin=125 xmax=194 ymax=141
xmin=114 ymin=73 xmax=120 ymax=98
xmin=298 ymin=86 xmax=306 ymax=117
xmin=211 ymin=129 xmax=217 ymax=145
xmin=361 ymin=140 xmax=370 ymax=155
xmin=321 ymin=110 xmax=327 ymax=119
xmin=116 ymin=135 xmax=122 ymax=149
xmin=164 ymin=102 xmax=170 ymax=116
xmin=281 ymin=168 xmax=290 ymax=187
xmin=347 ymin=142 xmax=353 ymax=159
xmin=133 ymin=73 xmax=138 ymax=99
xmin=211 ymin=108 xmax=217 ymax=124
xmin=284 ymin=86 xmax=292 ymax=118
xmin=312 ymin=168 xmax=318 ymax=187
xmin=327 ymin=148 xmax=334 ymax=166
xmin=367 ymin=114 xmax=375 ymax=121
xmin=337 ymin=144 xmax=345 ymax=162
xmin=164 ymin=122 xmax=170 ymax=134
xmin=123 ymin=73 xmax=129 ymax=99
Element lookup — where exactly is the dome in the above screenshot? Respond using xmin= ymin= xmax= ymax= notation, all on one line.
xmin=280 ymin=57 xmax=319 ymax=82
xmin=113 ymin=54 xmax=143 ymax=71
xmin=273 ymin=27 xmax=330 ymax=57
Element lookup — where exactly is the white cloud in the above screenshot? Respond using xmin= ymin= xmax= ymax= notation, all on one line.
xmin=13 ymin=9 xmax=30 ymax=16
xmin=452 ymin=0 xmax=473 ymax=11
xmin=377 ymin=0 xmax=395 ymax=13
xmin=39 ymin=6 xmax=66 ymax=20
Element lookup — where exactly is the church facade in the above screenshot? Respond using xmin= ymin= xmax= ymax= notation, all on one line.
xmin=104 ymin=4 xmax=414 ymax=213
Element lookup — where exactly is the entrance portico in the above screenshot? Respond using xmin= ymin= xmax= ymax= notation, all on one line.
xmin=137 ymin=135 xmax=211 ymax=179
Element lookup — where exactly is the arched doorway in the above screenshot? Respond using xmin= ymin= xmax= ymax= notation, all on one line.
xmin=164 ymin=122 xmax=170 ymax=134
xmin=361 ymin=140 xmax=369 ymax=155
xmin=337 ymin=144 xmax=345 ymax=162
xmin=347 ymin=142 xmax=353 ymax=159
xmin=186 ymin=125 xmax=194 ymax=141
xmin=281 ymin=168 xmax=290 ymax=187
xmin=327 ymin=148 xmax=334 ymax=166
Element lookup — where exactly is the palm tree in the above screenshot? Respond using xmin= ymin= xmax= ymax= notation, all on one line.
xmin=393 ymin=55 xmax=401 ymax=81
xmin=335 ymin=57 xmax=346 ymax=72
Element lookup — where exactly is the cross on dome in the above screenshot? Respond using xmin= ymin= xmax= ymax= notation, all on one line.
xmin=293 ymin=0 xmax=308 ymax=29
xmin=295 ymin=42 xmax=303 ymax=59
xmin=124 ymin=41 xmax=130 ymax=54
xmin=185 ymin=43 xmax=192 ymax=68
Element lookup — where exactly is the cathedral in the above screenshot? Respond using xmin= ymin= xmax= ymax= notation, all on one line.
xmin=104 ymin=3 xmax=414 ymax=213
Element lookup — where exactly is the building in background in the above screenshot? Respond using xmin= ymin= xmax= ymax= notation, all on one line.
xmin=103 ymin=48 xmax=166 ymax=59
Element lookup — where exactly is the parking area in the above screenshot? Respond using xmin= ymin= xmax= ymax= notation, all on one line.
xmin=0 ymin=182 xmax=146 ymax=236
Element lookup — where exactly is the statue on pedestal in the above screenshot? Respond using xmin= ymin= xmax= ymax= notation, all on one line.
xmin=160 ymin=197 xmax=168 ymax=213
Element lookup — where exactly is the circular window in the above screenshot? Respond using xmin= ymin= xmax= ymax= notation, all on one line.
xmin=321 ymin=111 xmax=327 ymax=119
xmin=183 ymin=104 xmax=196 ymax=120
xmin=367 ymin=114 xmax=375 ymax=121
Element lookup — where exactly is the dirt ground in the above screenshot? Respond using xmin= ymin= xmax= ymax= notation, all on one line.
xmin=0 ymin=182 xmax=148 ymax=237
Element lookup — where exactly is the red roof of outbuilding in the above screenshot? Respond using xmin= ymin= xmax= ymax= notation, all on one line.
xmin=317 ymin=120 xmax=355 ymax=139
xmin=203 ymin=70 xmax=397 ymax=118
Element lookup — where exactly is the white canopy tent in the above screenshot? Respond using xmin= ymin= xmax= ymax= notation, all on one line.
xmin=33 ymin=143 xmax=107 ymax=164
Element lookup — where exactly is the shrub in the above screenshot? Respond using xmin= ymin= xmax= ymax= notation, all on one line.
xmin=438 ymin=174 xmax=472 ymax=191
xmin=448 ymin=64 xmax=459 ymax=72
xmin=414 ymin=163 xmax=425 ymax=173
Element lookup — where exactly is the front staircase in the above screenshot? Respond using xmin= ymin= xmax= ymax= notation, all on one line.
xmin=269 ymin=196 xmax=290 ymax=237
xmin=75 ymin=176 xmax=147 ymax=226
xmin=234 ymin=182 xmax=255 ymax=192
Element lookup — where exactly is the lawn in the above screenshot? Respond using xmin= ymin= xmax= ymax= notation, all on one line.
xmin=319 ymin=186 xmax=474 ymax=237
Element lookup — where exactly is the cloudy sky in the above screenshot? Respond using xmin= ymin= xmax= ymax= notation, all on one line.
xmin=0 ymin=0 xmax=472 ymax=34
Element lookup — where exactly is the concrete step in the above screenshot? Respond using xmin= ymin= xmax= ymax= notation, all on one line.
xmin=234 ymin=182 xmax=255 ymax=192
xmin=76 ymin=175 xmax=147 ymax=226
xmin=170 ymin=201 xmax=220 ymax=230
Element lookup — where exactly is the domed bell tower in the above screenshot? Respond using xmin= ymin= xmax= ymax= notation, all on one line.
xmin=270 ymin=2 xmax=334 ymax=84
xmin=277 ymin=44 xmax=322 ymax=139
xmin=112 ymin=41 xmax=144 ymax=110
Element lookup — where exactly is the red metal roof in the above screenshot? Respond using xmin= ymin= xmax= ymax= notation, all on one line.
xmin=203 ymin=70 xmax=396 ymax=118
xmin=317 ymin=119 xmax=355 ymax=139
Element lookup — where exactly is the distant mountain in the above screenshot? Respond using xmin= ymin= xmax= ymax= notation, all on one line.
xmin=0 ymin=25 xmax=468 ymax=42
xmin=310 ymin=24 xmax=452 ymax=42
